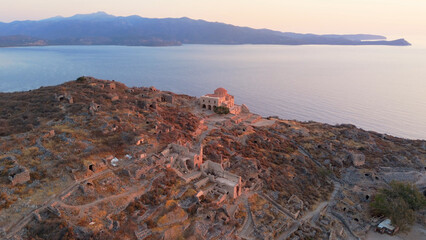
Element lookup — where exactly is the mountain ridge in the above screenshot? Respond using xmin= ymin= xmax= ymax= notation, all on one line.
xmin=0 ymin=12 xmax=411 ymax=47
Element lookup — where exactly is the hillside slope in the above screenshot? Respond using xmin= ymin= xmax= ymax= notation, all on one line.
xmin=0 ymin=77 xmax=424 ymax=239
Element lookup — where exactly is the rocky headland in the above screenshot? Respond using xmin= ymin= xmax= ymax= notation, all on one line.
xmin=0 ymin=77 xmax=424 ymax=240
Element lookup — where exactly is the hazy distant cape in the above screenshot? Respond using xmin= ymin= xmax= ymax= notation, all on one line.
xmin=0 ymin=12 xmax=411 ymax=47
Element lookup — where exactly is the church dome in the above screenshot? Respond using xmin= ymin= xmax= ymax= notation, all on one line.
xmin=214 ymin=87 xmax=228 ymax=96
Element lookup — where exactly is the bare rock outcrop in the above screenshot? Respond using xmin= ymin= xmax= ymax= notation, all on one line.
xmin=241 ymin=104 xmax=250 ymax=113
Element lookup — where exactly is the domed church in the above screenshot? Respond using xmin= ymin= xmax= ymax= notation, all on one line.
xmin=199 ymin=87 xmax=235 ymax=110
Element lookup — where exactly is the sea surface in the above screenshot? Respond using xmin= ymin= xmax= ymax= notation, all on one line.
xmin=0 ymin=44 xmax=425 ymax=140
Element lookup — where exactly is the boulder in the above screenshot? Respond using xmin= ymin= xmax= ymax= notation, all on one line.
xmin=241 ymin=104 xmax=250 ymax=113
xmin=149 ymin=86 xmax=158 ymax=92
xmin=138 ymin=100 xmax=148 ymax=110
xmin=43 ymin=130 xmax=55 ymax=138
xmin=110 ymin=95 xmax=119 ymax=102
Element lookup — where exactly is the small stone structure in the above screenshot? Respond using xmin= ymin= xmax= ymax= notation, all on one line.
xmin=88 ymin=102 xmax=101 ymax=115
xmin=161 ymin=94 xmax=174 ymax=104
xmin=109 ymin=82 xmax=116 ymax=90
xmin=55 ymin=93 xmax=73 ymax=104
xmin=348 ymin=152 xmax=365 ymax=167
xmin=8 ymin=165 xmax=31 ymax=186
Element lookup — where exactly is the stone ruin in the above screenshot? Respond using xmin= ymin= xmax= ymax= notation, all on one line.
xmin=108 ymin=82 xmax=116 ymax=90
xmin=54 ymin=93 xmax=74 ymax=104
xmin=287 ymin=195 xmax=304 ymax=219
xmin=88 ymin=101 xmax=101 ymax=115
xmin=161 ymin=143 xmax=203 ymax=173
xmin=160 ymin=143 xmax=243 ymax=201
xmin=8 ymin=165 xmax=30 ymax=186
xmin=160 ymin=94 xmax=174 ymax=104
xmin=198 ymin=160 xmax=242 ymax=199
xmin=348 ymin=151 xmax=366 ymax=167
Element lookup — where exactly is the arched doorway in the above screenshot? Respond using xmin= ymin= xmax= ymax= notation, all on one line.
xmin=202 ymin=104 xmax=206 ymax=109
xmin=208 ymin=105 xmax=212 ymax=110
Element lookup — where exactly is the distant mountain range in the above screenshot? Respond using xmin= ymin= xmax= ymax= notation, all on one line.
xmin=0 ymin=12 xmax=411 ymax=47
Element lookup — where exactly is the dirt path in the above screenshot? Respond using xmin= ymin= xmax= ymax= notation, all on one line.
xmin=238 ymin=196 xmax=256 ymax=240
xmin=4 ymin=106 xmax=221 ymax=239
xmin=301 ymin=181 xmax=341 ymax=223
xmin=250 ymin=118 xmax=276 ymax=127
xmin=3 ymin=167 xmax=118 ymax=238
xmin=275 ymin=181 xmax=342 ymax=240
xmin=258 ymin=193 xmax=295 ymax=221
xmin=277 ymin=222 xmax=300 ymax=240
xmin=3 ymin=154 xmax=156 ymax=239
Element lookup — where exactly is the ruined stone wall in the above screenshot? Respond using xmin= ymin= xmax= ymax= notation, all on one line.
xmin=161 ymin=94 xmax=174 ymax=104
xmin=229 ymin=105 xmax=241 ymax=115
xmin=9 ymin=168 xmax=30 ymax=186
xmin=193 ymin=144 xmax=203 ymax=169
xmin=195 ymin=177 xmax=209 ymax=189
xmin=223 ymin=172 xmax=241 ymax=185
xmin=216 ymin=180 xmax=240 ymax=199
xmin=202 ymin=160 xmax=224 ymax=176
xmin=193 ymin=154 xmax=202 ymax=169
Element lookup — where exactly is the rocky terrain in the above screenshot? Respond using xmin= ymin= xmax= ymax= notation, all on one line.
xmin=0 ymin=77 xmax=424 ymax=240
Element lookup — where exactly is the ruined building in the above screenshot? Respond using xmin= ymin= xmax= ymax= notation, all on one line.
xmin=8 ymin=165 xmax=31 ymax=186
xmin=200 ymin=160 xmax=242 ymax=199
xmin=161 ymin=143 xmax=242 ymax=200
xmin=162 ymin=143 xmax=203 ymax=172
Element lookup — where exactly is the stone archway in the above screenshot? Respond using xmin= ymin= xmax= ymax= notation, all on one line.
xmin=208 ymin=105 xmax=212 ymax=110
xmin=202 ymin=104 xmax=206 ymax=109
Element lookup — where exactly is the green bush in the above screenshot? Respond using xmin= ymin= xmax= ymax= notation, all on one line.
xmin=214 ymin=106 xmax=230 ymax=115
xmin=370 ymin=181 xmax=426 ymax=230
xmin=76 ymin=76 xmax=87 ymax=83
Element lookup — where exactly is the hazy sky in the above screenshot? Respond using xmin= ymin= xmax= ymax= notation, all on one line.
xmin=1 ymin=0 xmax=425 ymax=38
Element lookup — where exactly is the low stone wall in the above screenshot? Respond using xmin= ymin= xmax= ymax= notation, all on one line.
xmin=8 ymin=166 xmax=30 ymax=186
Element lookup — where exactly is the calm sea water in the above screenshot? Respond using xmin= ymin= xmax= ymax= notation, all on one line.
xmin=0 ymin=44 xmax=425 ymax=140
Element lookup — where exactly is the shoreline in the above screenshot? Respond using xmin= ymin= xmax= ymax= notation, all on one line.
xmin=0 ymin=84 xmax=425 ymax=141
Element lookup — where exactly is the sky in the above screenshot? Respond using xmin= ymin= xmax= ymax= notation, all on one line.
xmin=1 ymin=0 xmax=425 ymax=40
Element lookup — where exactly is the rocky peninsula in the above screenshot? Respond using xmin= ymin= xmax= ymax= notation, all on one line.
xmin=0 ymin=77 xmax=424 ymax=239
